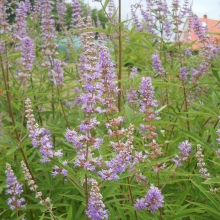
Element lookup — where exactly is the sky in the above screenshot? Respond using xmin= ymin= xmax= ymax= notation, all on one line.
xmin=85 ymin=0 xmax=220 ymax=21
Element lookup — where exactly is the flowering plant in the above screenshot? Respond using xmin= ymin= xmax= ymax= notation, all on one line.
xmin=0 ymin=0 xmax=220 ymax=219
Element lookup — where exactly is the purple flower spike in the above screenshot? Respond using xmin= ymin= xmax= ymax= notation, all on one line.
xmin=179 ymin=67 xmax=187 ymax=85
xmin=0 ymin=0 xmax=11 ymax=34
xmin=172 ymin=140 xmax=192 ymax=167
xmin=5 ymin=163 xmax=26 ymax=210
xmin=129 ymin=67 xmax=138 ymax=79
xmin=14 ymin=2 xmax=28 ymax=40
xmin=139 ymin=77 xmax=157 ymax=112
xmin=178 ymin=140 xmax=192 ymax=157
xmin=86 ymin=179 xmax=109 ymax=220
xmin=192 ymin=16 xmax=207 ymax=43
xmin=135 ymin=184 xmax=164 ymax=213
xmin=164 ymin=21 xmax=172 ymax=38
xmin=152 ymin=53 xmax=165 ymax=75
xmin=57 ymin=0 xmax=66 ymax=28
xmin=25 ymin=98 xmax=63 ymax=164
xmin=108 ymin=0 xmax=118 ymax=26
xmin=21 ymin=37 xmax=35 ymax=71
xmin=145 ymin=185 xmax=164 ymax=213
xmin=131 ymin=5 xmax=143 ymax=32
xmin=24 ymin=0 xmax=32 ymax=13
xmin=184 ymin=48 xmax=192 ymax=57
xmin=71 ymin=0 xmax=83 ymax=29
xmin=217 ymin=129 xmax=220 ymax=145
xmin=48 ymin=59 xmax=66 ymax=86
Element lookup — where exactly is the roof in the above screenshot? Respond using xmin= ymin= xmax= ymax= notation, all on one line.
xmin=181 ymin=15 xmax=220 ymax=50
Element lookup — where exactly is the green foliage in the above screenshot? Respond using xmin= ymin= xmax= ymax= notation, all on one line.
xmin=1 ymin=0 xmax=220 ymax=220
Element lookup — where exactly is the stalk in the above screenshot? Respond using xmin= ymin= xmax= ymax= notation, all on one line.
xmin=183 ymin=86 xmax=190 ymax=136
xmin=51 ymin=83 xmax=56 ymax=145
xmin=207 ymin=119 xmax=219 ymax=142
xmin=85 ymin=142 xmax=89 ymax=207
xmin=0 ymin=49 xmax=37 ymax=184
xmin=57 ymin=87 xmax=70 ymax=128
xmin=118 ymin=0 xmax=122 ymax=113
xmin=30 ymin=72 xmax=43 ymax=126
xmin=121 ymin=0 xmax=143 ymax=34
xmin=127 ymin=177 xmax=139 ymax=220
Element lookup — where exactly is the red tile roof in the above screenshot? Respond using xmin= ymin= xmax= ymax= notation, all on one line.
xmin=181 ymin=15 xmax=220 ymax=50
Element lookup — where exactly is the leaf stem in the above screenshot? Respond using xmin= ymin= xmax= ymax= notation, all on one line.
xmin=127 ymin=177 xmax=139 ymax=220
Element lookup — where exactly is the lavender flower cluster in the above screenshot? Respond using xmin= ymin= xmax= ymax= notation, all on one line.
xmin=40 ymin=0 xmax=66 ymax=86
xmin=57 ymin=0 xmax=67 ymax=28
xmin=0 ymin=0 xmax=11 ymax=34
xmin=86 ymin=179 xmax=109 ymax=220
xmin=216 ymin=128 xmax=220 ymax=158
xmin=152 ymin=54 xmax=165 ymax=76
xmin=25 ymin=98 xmax=67 ymax=177
xmin=21 ymin=161 xmax=54 ymax=212
xmin=172 ymin=140 xmax=192 ymax=167
xmin=135 ymin=184 xmax=164 ymax=213
xmin=196 ymin=144 xmax=210 ymax=179
xmin=132 ymin=0 xmax=192 ymax=39
xmin=139 ymin=77 xmax=162 ymax=159
xmin=71 ymin=0 xmax=83 ymax=29
xmin=13 ymin=1 xmax=27 ymax=40
xmin=5 ymin=163 xmax=26 ymax=210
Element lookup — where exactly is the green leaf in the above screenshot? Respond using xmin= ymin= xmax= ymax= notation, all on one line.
xmin=102 ymin=184 xmax=119 ymax=199
xmin=15 ymin=214 xmax=27 ymax=220
xmin=202 ymin=178 xmax=220 ymax=184
xmin=116 ymin=205 xmax=127 ymax=220
xmin=189 ymin=201 xmax=220 ymax=217
xmin=175 ymin=186 xmax=191 ymax=207
xmin=153 ymin=81 xmax=181 ymax=87
xmin=211 ymin=66 xmax=220 ymax=82
xmin=7 ymin=53 xmax=21 ymax=60
xmin=124 ymin=105 xmax=133 ymax=123
xmin=157 ymin=105 xmax=167 ymax=113
xmin=59 ymin=194 xmax=85 ymax=203
xmin=102 ymin=0 xmax=110 ymax=14
xmin=212 ymin=91 xmax=218 ymax=106
xmin=210 ymin=127 xmax=218 ymax=149
xmin=78 ymin=108 xmax=84 ymax=120
xmin=6 ymin=146 xmax=18 ymax=156
xmin=167 ymin=207 xmax=204 ymax=220
xmin=191 ymin=180 xmax=220 ymax=212
xmin=66 ymin=206 xmax=72 ymax=220
xmin=39 ymin=213 xmax=45 ymax=220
